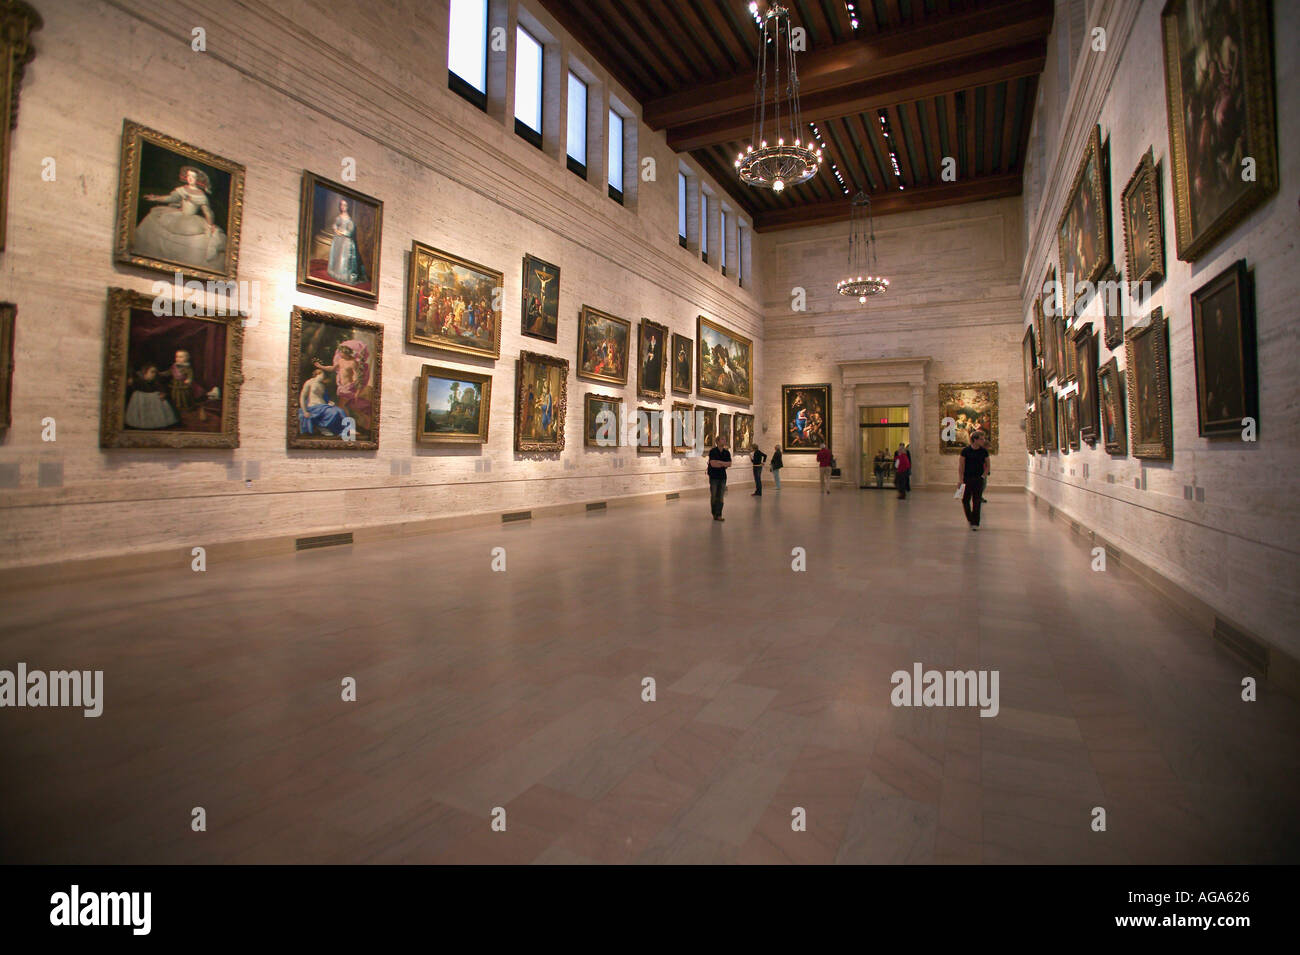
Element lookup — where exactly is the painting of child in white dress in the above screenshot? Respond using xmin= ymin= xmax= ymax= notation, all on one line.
xmin=297 ymin=173 xmax=383 ymax=303
xmin=123 ymin=310 xmax=228 ymax=434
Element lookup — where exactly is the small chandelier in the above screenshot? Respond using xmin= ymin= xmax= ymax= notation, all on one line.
xmin=836 ymin=192 xmax=889 ymax=302
xmin=735 ymin=3 xmax=820 ymax=193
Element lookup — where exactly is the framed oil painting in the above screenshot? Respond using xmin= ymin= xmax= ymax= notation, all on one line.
xmin=700 ymin=407 xmax=717 ymax=448
xmin=521 ymin=254 xmax=560 ymax=343
xmin=697 ymin=316 xmax=753 ymax=405
xmin=288 ymin=307 xmax=382 ymax=451
xmin=100 ymin=287 xmax=243 ymax=449
xmin=1041 ymin=266 xmax=1060 ymax=379
xmin=1039 ymin=389 xmax=1057 ymax=452
xmin=1057 ymin=393 xmax=1069 ymax=453
xmin=671 ymin=333 xmax=692 ymax=395
xmin=0 ymin=301 xmax=13 ymax=434
xmin=1100 ymin=264 xmax=1125 ymax=351
xmin=637 ymin=318 xmax=668 ymax=399
xmin=1191 ymin=259 xmax=1257 ymax=438
xmin=1056 ymin=124 xmax=1112 ymax=317
xmin=782 ymin=383 xmax=831 ymax=453
xmin=1025 ymin=408 xmax=1038 ymax=456
xmin=1097 ymin=357 xmax=1128 ymax=456
xmin=939 ymin=381 xmax=998 ymax=454
xmin=717 ymin=413 xmax=731 ymax=451
xmin=584 ymin=392 xmax=622 ymax=448
xmin=636 ymin=407 xmax=664 ymax=453
xmin=1072 ymin=322 xmax=1099 ymax=446
xmin=515 ymin=350 xmax=568 ymax=452
xmin=1065 ymin=392 xmax=1081 ymax=450
xmin=671 ymin=402 xmax=694 ymax=454
xmin=407 ymin=241 xmax=502 ymax=359
xmin=1121 ymin=149 xmax=1165 ymax=290
xmin=1162 ymin=0 xmax=1277 ymax=263
xmin=0 ymin=3 xmax=40 ymax=251
xmin=1125 ymin=308 xmax=1172 ymax=459
xmin=115 ymin=120 xmax=245 ymax=282
xmin=733 ymin=412 xmax=755 ymax=454
xmin=297 ymin=172 xmax=382 ymax=303
xmin=577 ymin=305 xmax=630 ymax=386
xmin=1055 ymin=315 xmax=1072 ymax=382
xmin=1033 ymin=292 xmax=1047 ymax=372
xmin=417 ymin=365 xmax=490 ymax=446
xmin=1022 ymin=325 xmax=1039 ymax=403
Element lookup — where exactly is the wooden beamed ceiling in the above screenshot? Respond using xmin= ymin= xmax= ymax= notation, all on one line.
xmin=538 ymin=0 xmax=1053 ymax=231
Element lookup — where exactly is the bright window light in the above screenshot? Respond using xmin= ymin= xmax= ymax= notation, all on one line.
xmin=448 ymin=0 xmax=488 ymax=94
xmin=608 ymin=110 xmax=624 ymax=191
xmin=514 ymin=27 xmax=543 ymax=134
xmin=567 ymin=73 xmax=587 ymax=164
xmin=678 ymin=173 xmax=687 ymax=239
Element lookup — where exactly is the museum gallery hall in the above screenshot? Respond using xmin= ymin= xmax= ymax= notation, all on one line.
xmin=0 ymin=0 xmax=1296 ymax=874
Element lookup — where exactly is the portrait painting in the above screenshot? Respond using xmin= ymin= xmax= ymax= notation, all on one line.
xmin=287 ymin=307 xmax=382 ymax=451
xmin=297 ymin=172 xmax=382 ymax=303
xmin=637 ymin=407 xmax=664 ymax=453
xmin=1022 ymin=325 xmax=1039 ymax=403
xmin=1041 ymin=266 xmax=1060 ymax=379
xmin=0 ymin=302 xmax=13 ymax=435
xmin=0 ymin=5 xmax=40 ymax=251
xmin=1125 ymin=308 xmax=1172 ymax=459
xmin=577 ymin=305 xmax=630 ymax=386
xmin=637 ymin=318 xmax=668 ymax=399
xmin=700 ymin=407 xmax=717 ymax=448
xmin=782 ymin=383 xmax=831 ymax=453
xmin=1122 ymin=149 xmax=1165 ymax=290
xmin=584 ymin=392 xmax=622 ymax=448
xmin=1191 ymin=259 xmax=1257 ymax=438
xmin=1055 ymin=315 xmax=1071 ymax=383
xmin=515 ymin=350 xmax=568 ymax=452
xmin=1065 ymin=392 xmax=1081 ymax=450
xmin=671 ymin=402 xmax=694 ymax=454
xmin=1162 ymin=0 xmax=1277 ymax=262
xmin=671 ymin=333 xmax=692 ymax=395
xmin=1097 ymin=357 xmax=1128 ymax=456
xmin=733 ymin=412 xmax=754 ymax=454
xmin=407 ymin=241 xmax=502 ymax=359
xmin=697 ymin=316 xmax=753 ymax=405
xmin=1071 ymin=322 xmax=1099 ymax=445
xmin=939 ymin=381 xmax=998 ymax=454
xmin=521 ymin=254 xmax=560 ymax=343
xmin=417 ymin=365 xmax=490 ymax=446
xmin=1056 ymin=125 xmax=1112 ymax=316
xmin=1100 ymin=264 xmax=1125 ymax=351
xmin=1057 ymin=393 xmax=1069 ymax=453
xmin=1039 ymin=389 xmax=1057 ymax=452
xmin=99 ymin=287 xmax=243 ymax=449
xmin=717 ymin=413 xmax=731 ymax=452
xmin=115 ymin=120 xmax=245 ymax=282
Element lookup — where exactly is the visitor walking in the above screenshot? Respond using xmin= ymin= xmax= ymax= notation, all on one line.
xmin=770 ymin=446 xmax=783 ymax=490
xmin=816 ymin=443 xmax=833 ymax=494
xmin=750 ymin=444 xmax=767 ymax=496
xmin=708 ymin=432 xmax=732 ymax=521
xmin=959 ymin=430 xmax=991 ymax=530
xmin=894 ymin=442 xmax=911 ymax=499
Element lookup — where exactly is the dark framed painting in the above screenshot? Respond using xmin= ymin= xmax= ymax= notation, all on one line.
xmin=1025 ymin=408 xmax=1038 ymax=456
xmin=1121 ymin=149 xmax=1165 ymax=290
xmin=417 ymin=364 xmax=490 ymax=446
xmin=1033 ymin=292 xmax=1047 ymax=371
xmin=1056 ymin=393 xmax=1069 ymax=454
xmin=1100 ymin=264 xmax=1125 ymax=350
xmin=1125 ymin=308 xmax=1172 ymax=459
xmin=717 ymin=413 xmax=731 ymax=452
xmin=1071 ymin=322 xmax=1099 ymax=446
xmin=939 ymin=381 xmax=998 ymax=454
xmin=1097 ymin=356 xmax=1128 ymax=456
xmin=115 ymin=120 xmax=245 ymax=282
xmin=1056 ymin=124 xmax=1112 ymax=317
xmin=1022 ymin=325 xmax=1039 ymax=403
xmin=584 ymin=392 xmax=622 ymax=448
xmin=1065 ymin=392 xmax=1081 ymax=450
xmin=1039 ymin=389 xmax=1057 ymax=452
xmin=782 ymin=383 xmax=831 ymax=453
xmin=297 ymin=172 xmax=382 ymax=303
xmin=577 ymin=305 xmax=630 ymax=386
xmin=1056 ymin=315 xmax=1073 ymax=383
xmin=697 ymin=316 xmax=753 ymax=406
xmin=515 ymin=350 xmax=568 ymax=452
xmin=671 ymin=401 xmax=694 ymax=454
xmin=1041 ymin=266 xmax=1060 ymax=379
xmin=637 ymin=318 xmax=668 ymax=399
xmin=700 ymin=407 xmax=717 ymax=448
xmin=288 ymin=307 xmax=382 ymax=450
xmin=733 ymin=412 xmax=754 ymax=454
xmin=407 ymin=241 xmax=502 ymax=359
xmin=636 ymin=406 xmax=664 ymax=453
xmin=1191 ymin=259 xmax=1257 ymax=438
xmin=521 ymin=254 xmax=560 ymax=343
xmin=1162 ymin=0 xmax=1277 ymax=263
xmin=0 ymin=4 xmax=40 ymax=251
xmin=0 ymin=301 xmax=13 ymax=435
xmin=100 ymin=287 xmax=243 ymax=449
xmin=671 ymin=333 xmax=692 ymax=396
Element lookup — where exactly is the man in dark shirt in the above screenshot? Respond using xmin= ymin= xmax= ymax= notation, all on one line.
xmin=959 ymin=430 xmax=991 ymax=530
xmin=707 ymin=434 xmax=732 ymax=521
xmin=750 ymin=444 xmax=767 ymax=496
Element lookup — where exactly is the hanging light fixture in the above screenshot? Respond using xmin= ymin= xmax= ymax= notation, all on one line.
xmin=836 ymin=192 xmax=889 ymax=302
xmin=735 ymin=3 xmax=820 ymax=193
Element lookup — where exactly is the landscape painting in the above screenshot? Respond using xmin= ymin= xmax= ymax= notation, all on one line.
xmin=417 ymin=365 xmax=490 ymax=445
xmin=697 ymin=316 xmax=752 ymax=405
xmin=577 ymin=305 xmax=630 ymax=385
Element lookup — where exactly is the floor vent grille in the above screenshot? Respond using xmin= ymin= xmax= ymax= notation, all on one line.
xmin=665 ymin=492 xmax=680 ymax=501
xmin=502 ymin=510 xmax=532 ymax=523
xmin=296 ymin=532 xmax=353 ymax=551
xmin=586 ymin=502 xmax=607 ymax=511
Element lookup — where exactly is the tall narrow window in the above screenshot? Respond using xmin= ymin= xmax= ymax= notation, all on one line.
xmin=738 ymin=226 xmax=746 ymax=284
xmin=678 ymin=173 xmax=687 ymax=248
xmin=720 ymin=210 xmax=728 ymax=276
xmin=608 ymin=110 xmax=624 ymax=203
xmin=567 ymin=73 xmax=587 ymax=177
xmin=448 ymin=0 xmax=488 ymax=110
xmin=700 ymin=193 xmax=709 ymax=264
xmin=514 ymin=27 xmax=543 ymax=147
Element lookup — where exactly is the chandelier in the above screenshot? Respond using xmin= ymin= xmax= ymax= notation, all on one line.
xmin=836 ymin=192 xmax=889 ymax=302
xmin=735 ymin=3 xmax=820 ymax=193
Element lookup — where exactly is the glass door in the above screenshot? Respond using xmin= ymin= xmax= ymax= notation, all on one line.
xmin=860 ymin=406 xmax=910 ymax=489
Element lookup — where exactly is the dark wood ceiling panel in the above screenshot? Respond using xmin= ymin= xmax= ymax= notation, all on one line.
xmin=794 ymin=0 xmax=834 ymax=48
xmin=754 ymin=172 xmax=1021 ymax=229
xmin=650 ymin=0 xmax=735 ymax=80
xmin=622 ymin=1 xmax=703 ymax=87
xmin=885 ymin=105 xmax=915 ymax=187
xmin=585 ymin=0 xmax=678 ymax=96
xmin=921 ymin=98 xmax=943 ymax=182
xmin=823 ymin=117 xmax=871 ymax=193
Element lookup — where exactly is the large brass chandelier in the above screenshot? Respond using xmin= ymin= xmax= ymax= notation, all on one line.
xmin=836 ymin=192 xmax=889 ymax=302
xmin=734 ymin=3 xmax=820 ymax=193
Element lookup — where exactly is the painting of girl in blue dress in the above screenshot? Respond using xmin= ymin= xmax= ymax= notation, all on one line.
xmin=297 ymin=172 xmax=383 ymax=303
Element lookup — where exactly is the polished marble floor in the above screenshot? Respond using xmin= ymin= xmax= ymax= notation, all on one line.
xmin=2 ymin=485 xmax=1298 ymax=864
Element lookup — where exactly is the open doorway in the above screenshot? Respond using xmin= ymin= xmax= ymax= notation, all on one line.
xmin=860 ymin=405 xmax=910 ymax=489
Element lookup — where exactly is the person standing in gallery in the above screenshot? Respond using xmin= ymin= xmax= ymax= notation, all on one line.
xmin=816 ymin=443 xmax=833 ymax=494
xmin=750 ymin=444 xmax=767 ymax=496
xmin=770 ymin=446 xmax=783 ymax=491
xmin=893 ymin=442 xmax=911 ymax=500
xmin=959 ymin=430 xmax=991 ymax=530
xmin=707 ymin=432 xmax=732 ymax=521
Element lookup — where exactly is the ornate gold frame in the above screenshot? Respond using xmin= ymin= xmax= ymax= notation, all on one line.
xmin=636 ymin=406 xmax=664 ymax=453
xmin=733 ymin=412 xmax=755 ymax=454
xmin=416 ymin=364 xmax=491 ymax=446
xmin=1097 ymin=356 xmax=1127 ymax=456
xmin=781 ymin=382 xmax=832 ymax=454
xmin=1039 ymin=388 xmax=1056 ymax=452
xmin=1056 ymin=124 xmax=1112 ymax=317
xmin=584 ymin=392 xmax=622 ymax=448
xmin=520 ymin=253 xmax=560 ymax=344
xmin=0 ymin=0 xmax=40 ymax=251
xmin=1190 ymin=259 xmax=1257 ymax=438
xmin=287 ymin=306 xmax=383 ymax=451
xmin=671 ymin=333 xmax=692 ymax=396
xmin=297 ymin=171 xmax=383 ymax=304
xmin=1071 ymin=321 xmax=1099 ymax=446
xmin=405 ymin=239 xmax=502 ymax=359
xmin=671 ymin=401 xmax=694 ymax=454
xmin=636 ymin=317 xmax=668 ymax=399
xmin=515 ymin=350 xmax=568 ymax=452
xmin=1125 ymin=308 xmax=1172 ymax=459
xmin=576 ymin=304 xmax=630 ymax=386
xmin=699 ymin=406 xmax=717 ymax=448
xmin=696 ymin=315 xmax=753 ymax=406
xmin=938 ymin=380 xmax=999 ymax=454
xmin=1121 ymin=148 xmax=1165 ymax=289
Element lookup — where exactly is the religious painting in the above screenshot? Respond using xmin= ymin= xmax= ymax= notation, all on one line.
xmin=584 ymin=392 xmax=622 ymax=448
xmin=1191 ymin=259 xmax=1257 ymax=438
xmin=1022 ymin=325 xmax=1039 ymax=403
xmin=1055 ymin=315 xmax=1072 ymax=383
xmin=287 ymin=307 xmax=382 ymax=450
xmin=521 ymin=254 xmax=560 ymax=343
xmin=1065 ymin=392 xmax=1081 ymax=450
xmin=733 ymin=412 xmax=755 ymax=454
xmin=637 ymin=406 xmax=664 ymax=453
xmin=115 ymin=120 xmax=245 ymax=282
xmin=1125 ymin=308 xmax=1172 ymax=459
xmin=671 ymin=402 xmax=694 ymax=454
xmin=1162 ymin=0 xmax=1277 ymax=262
xmin=1033 ymin=292 xmax=1047 ymax=373
xmin=697 ymin=316 xmax=753 ymax=405
xmin=100 ymin=287 xmax=243 ymax=449
xmin=515 ymin=350 xmax=568 ymax=452
xmin=671 ymin=333 xmax=692 ymax=395
xmin=297 ymin=172 xmax=382 ymax=303
xmin=417 ymin=365 xmax=490 ymax=446
xmin=1039 ymin=389 xmax=1057 ymax=452
xmin=0 ymin=301 xmax=13 ymax=434
xmin=718 ymin=413 xmax=731 ymax=452
xmin=1097 ymin=357 xmax=1128 ymax=456
xmin=782 ymin=383 xmax=831 ymax=453
xmin=1071 ymin=322 xmax=1099 ymax=446
xmin=1121 ymin=149 xmax=1165 ymax=290
xmin=939 ymin=381 xmax=998 ymax=454
xmin=577 ymin=305 xmax=630 ymax=385
xmin=0 ymin=3 xmax=40 ymax=251
xmin=1056 ymin=124 xmax=1112 ymax=316
xmin=406 ymin=241 xmax=502 ymax=359
xmin=1100 ymin=264 xmax=1125 ymax=350
xmin=637 ymin=318 xmax=668 ymax=399
xmin=700 ymin=407 xmax=717 ymax=448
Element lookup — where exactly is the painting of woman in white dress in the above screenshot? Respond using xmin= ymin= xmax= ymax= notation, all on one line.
xmin=297 ymin=172 xmax=383 ymax=303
